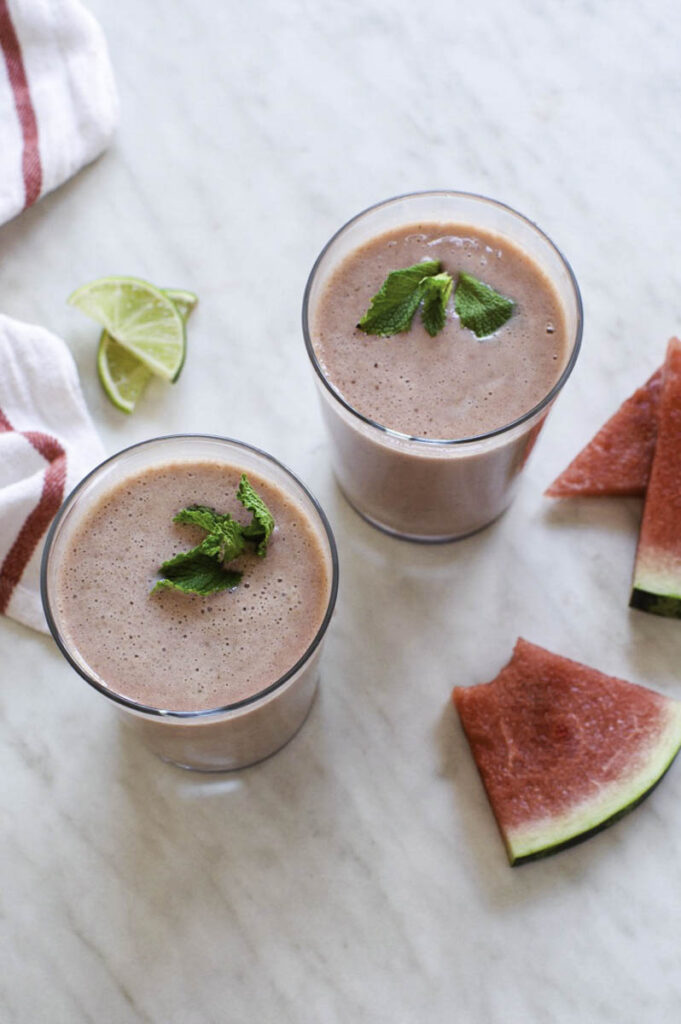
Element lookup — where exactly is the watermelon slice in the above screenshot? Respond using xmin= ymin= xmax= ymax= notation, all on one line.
xmin=545 ymin=367 xmax=662 ymax=497
xmin=453 ymin=638 xmax=681 ymax=865
xmin=630 ymin=338 xmax=681 ymax=616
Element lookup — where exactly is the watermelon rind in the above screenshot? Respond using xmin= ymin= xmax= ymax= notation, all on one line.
xmin=628 ymin=339 xmax=681 ymax=619
xmin=630 ymin=589 xmax=681 ymax=619
xmin=506 ymin=702 xmax=681 ymax=865
xmin=630 ymin=564 xmax=681 ymax=618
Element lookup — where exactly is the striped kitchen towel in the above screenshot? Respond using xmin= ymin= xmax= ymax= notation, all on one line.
xmin=0 ymin=315 xmax=104 ymax=632
xmin=0 ymin=0 xmax=118 ymax=225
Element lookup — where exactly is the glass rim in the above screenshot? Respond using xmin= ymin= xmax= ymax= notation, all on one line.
xmin=302 ymin=189 xmax=584 ymax=446
xmin=40 ymin=433 xmax=339 ymax=721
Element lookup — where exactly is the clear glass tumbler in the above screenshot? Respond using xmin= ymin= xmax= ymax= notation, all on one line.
xmin=303 ymin=191 xmax=583 ymax=542
xmin=41 ymin=435 xmax=338 ymax=771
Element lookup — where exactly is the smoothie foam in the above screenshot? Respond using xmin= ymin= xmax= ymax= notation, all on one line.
xmin=54 ymin=461 xmax=331 ymax=713
xmin=312 ymin=222 xmax=569 ymax=440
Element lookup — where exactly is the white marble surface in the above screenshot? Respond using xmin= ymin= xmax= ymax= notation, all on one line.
xmin=2 ymin=1 xmax=681 ymax=1020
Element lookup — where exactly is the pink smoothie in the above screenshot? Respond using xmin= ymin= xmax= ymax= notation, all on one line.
xmin=54 ymin=461 xmax=331 ymax=713
xmin=312 ymin=222 xmax=568 ymax=440
xmin=305 ymin=206 xmax=579 ymax=540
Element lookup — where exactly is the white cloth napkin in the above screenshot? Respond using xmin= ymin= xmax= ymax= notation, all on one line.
xmin=0 ymin=315 xmax=104 ymax=632
xmin=0 ymin=0 xmax=118 ymax=225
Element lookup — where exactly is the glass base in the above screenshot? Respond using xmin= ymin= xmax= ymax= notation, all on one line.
xmin=152 ymin=691 xmax=318 ymax=772
xmin=340 ymin=487 xmax=511 ymax=544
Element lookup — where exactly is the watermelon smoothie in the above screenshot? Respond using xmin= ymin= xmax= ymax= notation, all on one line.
xmin=303 ymin=192 xmax=583 ymax=541
xmin=41 ymin=436 xmax=338 ymax=771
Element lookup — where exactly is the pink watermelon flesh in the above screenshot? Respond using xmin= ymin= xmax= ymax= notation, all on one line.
xmin=453 ymin=638 xmax=681 ymax=865
xmin=631 ymin=339 xmax=681 ymax=617
xmin=546 ymin=367 xmax=662 ymax=497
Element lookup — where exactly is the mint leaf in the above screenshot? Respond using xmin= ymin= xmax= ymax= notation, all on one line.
xmin=421 ymin=272 xmax=453 ymax=337
xmin=454 ymin=272 xmax=514 ymax=338
xmin=152 ymin=547 xmax=242 ymax=595
xmin=213 ymin=518 xmax=247 ymax=563
xmin=174 ymin=505 xmax=226 ymax=533
xmin=237 ymin=474 xmax=275 ymax=557
xmin=174 ymin=506 xmax=247 ymax=562
xmin=358 ymin=260 xmax=442 ymax=337
xmin=357 ymin=263 xmax=514 ymax=341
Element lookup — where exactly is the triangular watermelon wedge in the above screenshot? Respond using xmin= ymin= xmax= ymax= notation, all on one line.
xmin=631 ymin=338 xmax=681 ymax=616
xmin=453 ymin=638 xmax=681 ymax=866
xmin=545 ymin=367 xmax=662 ymax=497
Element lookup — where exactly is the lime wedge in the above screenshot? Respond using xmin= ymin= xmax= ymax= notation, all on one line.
xmin=69 ymin=276 xmax=186 ymax=383
xmin=97 ymin=332 xmax=154 ymax=414
xmin=96 ymin=289 xmax=196 ymax=413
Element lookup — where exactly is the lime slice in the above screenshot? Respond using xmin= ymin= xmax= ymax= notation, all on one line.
xmin=97 ymin=332 xmax=153 ymax=414
xmin=69 ymin=276 xmax=186 ymax=383
xmin=96 ymin=289 xmax=196 ymax=413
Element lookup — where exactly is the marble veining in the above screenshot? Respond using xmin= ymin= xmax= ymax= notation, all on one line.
xmin=2 ymin=0 xmax=681 ymax=1020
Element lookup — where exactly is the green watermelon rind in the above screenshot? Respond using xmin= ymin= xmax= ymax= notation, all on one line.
xmin=630 ymin=589 xmax=681 ymax=618
xmin=630 ymin=567 xmax=681 ymax=618
xmin=506 ymin=702 xmax=681 ymax=865
xmin=628 ymin=339 xmax=681 ymax=620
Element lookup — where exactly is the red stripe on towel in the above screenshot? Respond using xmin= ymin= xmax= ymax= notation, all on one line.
xmin=0 ymin=0 xmax=43 ymax=207
xmin=0 ymin=407 xmax=66 ymax=614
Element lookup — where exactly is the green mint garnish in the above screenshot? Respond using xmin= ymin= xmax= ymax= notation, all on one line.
xmin=152 ymin=547 xmax=242 ymax=595
xmin=357 ymin=260 xmax=441 ymax=336
xmin=152 ymin=475 xmax=275 ymax=596
xmin=201 ymin=518 xmax=247 ymax=563
xmin=357 ymin=261 xmax=514 ymax=340
xmin=454 ymin=271 xmax=514 ymax=338
xmin=173 ymin=506 xmax=246 ymax=563
xmin=421 ymin=272 xmax=453 ymax=337
xmin=173 ymin=505 xmax=227 ymax=533
xmin=237 ymin=473 xmax=275 ymax=557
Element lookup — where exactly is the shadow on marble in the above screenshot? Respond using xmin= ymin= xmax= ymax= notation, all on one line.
xmin=623 ymin=608 xmax=681 ymax=688
xmin=541 ymin=494 xmax=643 ymax=537
xmin=110 ymin=687 xmax=333 ymax=826
xmin=92 ymin=695 xmax=345 ymax=954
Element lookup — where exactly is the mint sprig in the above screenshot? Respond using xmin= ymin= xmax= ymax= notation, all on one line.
xmin=357 ymin=260 xmax=441 ymax=336
xmin=152 ymin=475 xmax=275 ymax=596
xmin=357 ymin=262 xmax=514 ymax=339
xmin=421 ymin=272 xmax=453 ymax=337
xmin=153 ymin=548 xmax=242 ymax=595
xmin=173 ymin=506 xmax=226 ymax=533
xmin=237 ymin=474 xmax=275 ymax=557
xmin=454 ymin=272 xmax=514 ymax=338
xmin=173 ymin=506 xmax=247 ymax=562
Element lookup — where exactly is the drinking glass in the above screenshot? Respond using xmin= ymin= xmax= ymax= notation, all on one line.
xmin=303 ymin=191 xmax=583 ymax=541
xmin=41 ymin=435 xmax=338 ymax=771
